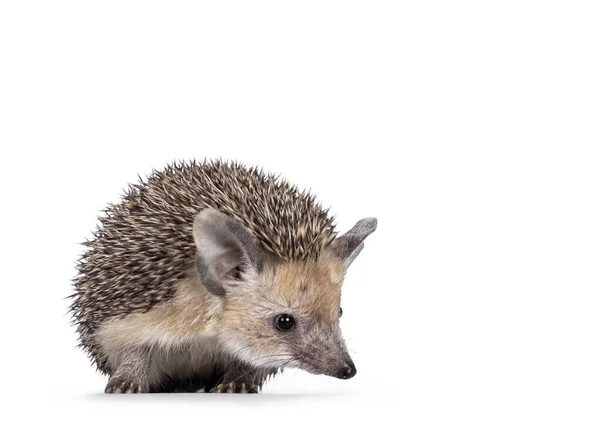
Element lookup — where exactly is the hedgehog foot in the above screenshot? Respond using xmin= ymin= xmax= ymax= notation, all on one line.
xmin=104 ymin=347 xmax=152 ymax=394
xmin=210 ymin=382 xmax=259 ymax=393
xmin=105 ymin=376 xmax=149 ymax=394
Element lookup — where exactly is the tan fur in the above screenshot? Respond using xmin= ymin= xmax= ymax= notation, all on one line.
xmin=263 ymin=250 xmax=344 ymax=319
xmin=96 ymin=268 xmax=221 ymax=365
xmin=95 ymin=251 xmax=346 ymax=377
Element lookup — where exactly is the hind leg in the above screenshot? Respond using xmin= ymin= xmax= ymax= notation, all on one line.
xmin=105 ymin=347 xmax=152 ymax=394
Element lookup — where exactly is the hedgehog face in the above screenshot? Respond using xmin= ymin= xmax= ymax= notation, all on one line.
xmin=216 ymin=254 xmax=357 ymax=378
xmin=193 ymin=209 xmax=376 ymax=379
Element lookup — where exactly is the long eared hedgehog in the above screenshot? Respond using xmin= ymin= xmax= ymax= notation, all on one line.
xmin=70 ymin=160 xmax=377 ymax=393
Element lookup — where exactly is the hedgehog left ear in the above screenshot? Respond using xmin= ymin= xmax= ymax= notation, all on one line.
xmin=330 ymin=218 xmax=377 ymax=269
xmin=192 ymin=209 xmax=262 ymax=296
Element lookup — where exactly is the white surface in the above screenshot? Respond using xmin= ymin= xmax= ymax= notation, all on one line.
xmin=1 ymin=1 xmax=599 ymax=441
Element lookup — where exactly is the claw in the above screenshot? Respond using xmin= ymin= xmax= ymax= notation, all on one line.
xmin=210 ymin=383 xmax=258 ymax=394
xmin=105 ymin=377 xmax=147 ymax=394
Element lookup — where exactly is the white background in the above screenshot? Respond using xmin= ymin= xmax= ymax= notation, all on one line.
xmin=1 ymin=1 xmax=598 ymax=441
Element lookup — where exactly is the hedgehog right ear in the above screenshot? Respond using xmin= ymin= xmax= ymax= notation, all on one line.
xmin=192 ymin=209 xmax=262 ymax=296
xmin=330 ymin=217 xmax=378 ymax=269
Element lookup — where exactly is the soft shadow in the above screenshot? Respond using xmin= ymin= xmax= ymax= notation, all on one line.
xmin=85 ymin=391 xmax=359 ymax=403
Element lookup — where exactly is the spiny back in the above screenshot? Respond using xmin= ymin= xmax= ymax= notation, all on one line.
xmin=71 ymin=160 xmax=336 ymax=336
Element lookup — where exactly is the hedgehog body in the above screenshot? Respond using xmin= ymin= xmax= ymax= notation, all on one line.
xmin=71 ymin=160 xmax=376 ymax=393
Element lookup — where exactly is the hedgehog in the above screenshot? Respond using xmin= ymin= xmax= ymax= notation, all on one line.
xmin=70 ymin=160 xmax=377 ymax=393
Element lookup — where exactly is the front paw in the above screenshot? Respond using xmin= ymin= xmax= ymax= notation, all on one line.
xmin=210 ymin=382 xmax=258 ymax=394
xmin=105 ymin=376 xmax=148 ymax=394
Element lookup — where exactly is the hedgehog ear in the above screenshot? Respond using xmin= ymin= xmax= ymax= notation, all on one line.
xmin=330 ymin=218 xmax=377 ymax=269
xmin=192 ymin=209 xmax=262 ymax=296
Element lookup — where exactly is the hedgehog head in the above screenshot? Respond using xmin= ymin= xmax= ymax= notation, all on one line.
xmin=193 ymin=208 xmax=377 ymax=379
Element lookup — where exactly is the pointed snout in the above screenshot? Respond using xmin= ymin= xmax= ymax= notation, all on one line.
xmin=333 ymin=360 xmax=357 ymax=380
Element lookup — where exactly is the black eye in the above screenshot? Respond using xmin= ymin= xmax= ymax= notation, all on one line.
xmin=274 ymin=314 xmax=296 ymax=331
xmin=339 ymin=307 xmax=343 ymax=317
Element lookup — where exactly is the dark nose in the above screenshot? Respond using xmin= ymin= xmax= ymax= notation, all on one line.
xmin=336 ymin=362 xmax=357 ymax=380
